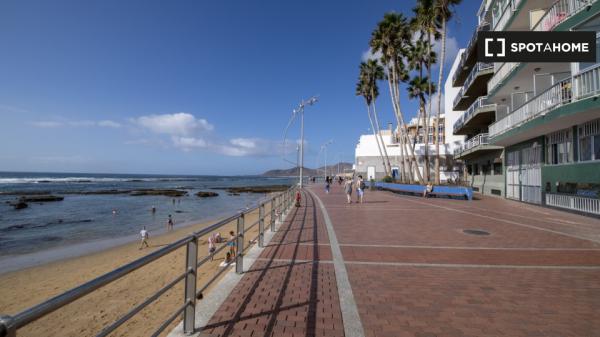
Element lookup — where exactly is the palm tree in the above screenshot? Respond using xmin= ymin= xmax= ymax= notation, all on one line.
xmin=407 ymin=38 xmax=437 ymax=181
xmin=433 ymin=0 xmax=462 ymax=184
xmin=413 ymin=0 xmax=441 ymax=182
xmin=362 ymin=59 xmax=393 ymax=177
xmin=407 ymin=76 xmax=436 ymax=167
xmin=370 ymin=12 xmax=424 ymax=184
xmin=356 ymin=67 xmax=390 ymax=178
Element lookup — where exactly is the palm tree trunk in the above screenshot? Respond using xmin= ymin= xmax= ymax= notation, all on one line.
xmin=366 ymin=103 xmax=389 ymax=177
xmin=435 ymin=18 xmax=447 ymax=185
xmin=371 ymin=92 xmax=393 ymax=176
xmin=426 ymin=31 xmax=433 ymax=184
xmin=386 ymin=66 xmax=408 ymax=182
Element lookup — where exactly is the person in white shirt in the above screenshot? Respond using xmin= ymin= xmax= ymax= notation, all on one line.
xmin=139 ymin=226 xmax=149 ymax=250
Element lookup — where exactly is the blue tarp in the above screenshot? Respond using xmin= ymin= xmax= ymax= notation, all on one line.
xmin=375 ymin=182 xmax=473 ymax=201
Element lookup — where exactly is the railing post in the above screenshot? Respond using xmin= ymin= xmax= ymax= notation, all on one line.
xmin=278 ymin=194 xmax=283 ymax=223
xmin=270 ymin=198 xmax=275 ymax=231
xmin=0 ymin=315 xmax=16 ymax=337
xmin=183 ymin=237 xmax=198 ymax=335
xmin=236 ymin=213 xmax=245 ymax=274
xmin=258 ymin=203 xmax=265 ymax=248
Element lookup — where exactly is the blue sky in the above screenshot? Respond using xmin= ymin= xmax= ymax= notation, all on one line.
xmin=0 ymin=0 xmax=480 ymax=175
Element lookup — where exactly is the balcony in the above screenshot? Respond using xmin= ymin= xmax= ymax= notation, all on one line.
xmin=489 ymin=64 xmax=600 ymax=139
xmin=487 ymin=62 xmax=520 ymax=96
xmin=454 ymin=133 xmax=502 ymax=159
xmin=533 ymin=0 xmax=597 ymax=32
xmin=453 ymin=97 xmax=497 ymax=135
xmin=452 ymin=22 xmax=491 ymax=87
xmin=492 ymin=0 xmax=521 ymax=31
xmin=453 ymin=62 xmax=494 ymax=110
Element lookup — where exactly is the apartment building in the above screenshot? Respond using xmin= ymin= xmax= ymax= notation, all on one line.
xmin=453 ymin=0 xmax=600 ymax=216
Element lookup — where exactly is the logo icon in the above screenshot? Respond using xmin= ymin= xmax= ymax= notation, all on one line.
xmin=484 ymin=37 xmax=505 ymax=58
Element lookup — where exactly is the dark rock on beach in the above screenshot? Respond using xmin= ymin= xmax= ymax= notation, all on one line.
xmin=196 ymin=191 xmax=219 ymax=198
xmin=129 ymin=189 xmax=188 ymax=197
xmin=21 ymin=195 xmax=64 ymax=202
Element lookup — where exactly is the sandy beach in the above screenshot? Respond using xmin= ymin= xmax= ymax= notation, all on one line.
xmin=0 ymin=206 xmax=268 ymax=337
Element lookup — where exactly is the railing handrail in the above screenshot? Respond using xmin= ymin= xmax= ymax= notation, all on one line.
xmin=533 ymin=0 xmax=596 ymax=32
xmin=0 ymin=185 xmax=299 ymax=337
xmin=453 ymin=96 xmax=495 ymax=132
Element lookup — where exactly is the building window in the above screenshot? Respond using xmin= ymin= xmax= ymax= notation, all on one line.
xmin=493 ymin=162 xmax=502 ymax=175
xmin=578 ymin=119 xmax=600 ymax=162
xmin=578 ymin=33 xmax=600 ymax=72
xmin=546 ymin=128 xmax=572 ymax=165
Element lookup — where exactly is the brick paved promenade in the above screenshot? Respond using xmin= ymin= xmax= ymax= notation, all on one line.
xmin=197 ymin=183 xmax=600 ymax=337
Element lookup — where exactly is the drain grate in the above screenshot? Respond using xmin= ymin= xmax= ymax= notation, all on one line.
xmin=463 ymin=229 xmax=490 ymax=236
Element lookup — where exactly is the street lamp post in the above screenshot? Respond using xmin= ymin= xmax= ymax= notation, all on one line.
xmin=293 ymin=96 xmax=318 ymax=188
xmin=320 ymin=140 xmax=333 ymax=179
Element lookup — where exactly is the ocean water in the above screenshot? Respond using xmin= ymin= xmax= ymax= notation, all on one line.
xmin=0 ymin=172 xmax=293 ymax=271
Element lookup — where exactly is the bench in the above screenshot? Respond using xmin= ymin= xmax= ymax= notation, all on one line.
xmin=375 ymin=182 xmax=473 ymax=201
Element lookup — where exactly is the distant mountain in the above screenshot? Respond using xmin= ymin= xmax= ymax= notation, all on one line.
xmin=262 ymin=162 xmax=353 ymax=177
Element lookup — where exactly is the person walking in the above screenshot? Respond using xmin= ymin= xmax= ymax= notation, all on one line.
xmin=344 ymin=178 xmax=353 ymax=204
xmin=167 ymin=214 xmax=174 ymax=231
xmin=356 ymin=175 xmax=365 ymax=203
xmin=325 ymin=178 xmax=330 ymax=194
xmin=139 ymin=226 xmax=149 ymax=249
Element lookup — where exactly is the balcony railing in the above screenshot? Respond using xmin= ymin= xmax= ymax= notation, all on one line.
xmin=464 ymin=62 xmax=493 ymax=92
xmin=492 ymin=0 xmax=516 ymax=31
xmin=453 ymin=86 xmax=465 ymax=108
xmin=454 ymin=133 xmax=490 ymax=155
xmin=533 ymin=0 xmax=597 ymax=32
xmin=453 ymin=96 xmax=496 ymax=133
xmin=488 ymin=62 xmax=520 ymax=94
xmin=452 ymin=23 xmax=491 ymax=85
xmin=574 ymin=63 xmax=600 ymax=99
xmin=489 ymin=78 xmax=572 ymax=137
xmin=490 ymin=64 xmax=600 ymax=138
xmin=546 ymin=193 xmax=600 ymax=215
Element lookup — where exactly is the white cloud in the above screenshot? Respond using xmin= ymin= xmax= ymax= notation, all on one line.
xmin=132 ymin=112 xmax=213 ymax=136
xmin=98 ymin=120 xmax=122 ymax=128
xmin=31 ymin=119 xmax=122 ymax=128
xmin=172 ymin=136 xmax=208 ymax=151
xmin=361 ymin=48 xmax=383 ymax=62
xmin=31 ymin=121 xmax=63 ymax=128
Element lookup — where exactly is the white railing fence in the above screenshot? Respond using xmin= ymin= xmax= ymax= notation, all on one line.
xmin=546 ymin=193 xmax=600 ymax=215
xmin=490 ymin=64 xmax=600 ymax=138
xmin=454 ymin=133 xmax=490 ymax=155
xmin=533 ymin=0 xmax=596 ymax=32
xmin=574 ymin=63 xmax=600 ymax=99
xmin=490 ymin=78 xmax=572 ymax=137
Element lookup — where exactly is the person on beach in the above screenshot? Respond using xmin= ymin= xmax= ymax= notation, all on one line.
xmin=344 ymin=178 xmax=353 ymax=204
xmin=423 ymin=182 xmax=434 ymax=198
xmin=215 ymin=232 xmax=222 ymax=243
xmin=208 ymin=234 xmax=216 ymax=261
xmin=356 ymin=175 xmax=365 ymax=203
xmin=151 ymin=206 xmax=156 ymax=214
xmin=139 ymin=226 xmax=149 ymax=249
xmin=227 ymin=230 xmax=236 ymax=256
xmin=167 ymin=215 xmax=174 ymax=230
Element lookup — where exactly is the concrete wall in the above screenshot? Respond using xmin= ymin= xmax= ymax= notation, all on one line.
xmin=444 ymin=48 xmax=466 ymax=153
xmin=464 ymin=149 xmax=505 ymax=197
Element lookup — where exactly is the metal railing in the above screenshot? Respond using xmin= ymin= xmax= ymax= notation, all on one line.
xmin=546 ymin=193 xmax=600 ymax=215
xmin=453 ymin=87 xmax=465 ymax=108
xmin=463 ymin=62 xmax=494 ymax=94
xmin=490 ymin=78 xmax=572 ymax=137
xmin=574 ymin=63 xmax=600 ymax=99
xmin=453 ymin=96 xmax=496 ymax=133
xmin=493 ymin=0 xmax=516 ymax=31
xmin=533 ymin=0 xmax=596 ymax=32
xmin=0 ymin=186 xmax=298 ymax=337
xmin=452 ymin=22 xmax=491 ymax=85
xmin=490 ymin=64 xmax=600 ymax=138
xmin=454 ymin=133 xmax=490 ymax=155
xmin=488 ymin=62 xmax=520 ymax=94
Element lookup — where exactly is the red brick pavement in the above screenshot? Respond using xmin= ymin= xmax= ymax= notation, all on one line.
xmin=199 ymin=190 xmax=343 ymax=337
xmin=312 ymin=183 xmax=600 ymax=337
xmin=199 ymin=183 xmax=600 ymax=337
